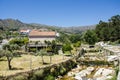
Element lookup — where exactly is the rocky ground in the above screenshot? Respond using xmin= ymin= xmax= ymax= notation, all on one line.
xmin=57 ymin=65 xmax=115 ymax=80
xmin=57 ymin=45 xmax=116 ymax=80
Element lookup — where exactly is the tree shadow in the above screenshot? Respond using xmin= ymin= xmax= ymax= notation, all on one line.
xmin=11 ymin=67 xmax=23 ymax=70
xmin=0 ymin=58 xmax=7 ymax=61
xmin=43 ymin=62 xmax=50 ymax=65
xmin=39 ymin=62 xmax=50 ymax=65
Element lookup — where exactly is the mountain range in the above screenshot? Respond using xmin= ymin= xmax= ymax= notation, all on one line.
xmin=0 ymin=19 xmax=96 ymax=33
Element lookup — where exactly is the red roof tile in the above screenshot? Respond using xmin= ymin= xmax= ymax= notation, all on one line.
xmin=29 ymin=30 xmax=56 ymax=36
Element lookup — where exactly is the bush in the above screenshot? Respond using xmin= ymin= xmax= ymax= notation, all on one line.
xmin=29 ymin=48 xmax=36 ymax=52
xmin=44 ymin=74 xmax=55 ymax=80
xmin=59 ymin=65 xmax=66 ymax=75
xmin=32 ymin=69 xmax=44 ymax=80
xmin=86 ymin=49 xmax=99 ymax=53
xmin=52 ymin=65 xmax=60 ymax=76
xmin=64 ymin=51 xmax=72 ymax=56
xmin=50 ymin=68 xmax=55 ymax=73
xmin=12 ymin=75 xmax=27 ymax=80
xmin=62 ymin=44 xmax=72 ymax=53
xmin=109 ymin=75 xmax=117 ymax=80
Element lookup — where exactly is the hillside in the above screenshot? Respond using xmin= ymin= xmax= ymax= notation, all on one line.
xmin=0 ymin=19 xmax=96 ymax=33
xmin=0 ymin=19 xmax=28 ymax=30
xmin=60 ymin=25 xmax=96 ymax=33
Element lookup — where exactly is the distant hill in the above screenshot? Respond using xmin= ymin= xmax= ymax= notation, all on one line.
xmin=0 ymin=18 xmax=96 ymax=33
xmin=59 ymin=25 xmax=96 ymax=33
xmin=0 ymin=19 xmax=28 ymax=30
xmin=30 ymin=23 xmax=96 ymax=33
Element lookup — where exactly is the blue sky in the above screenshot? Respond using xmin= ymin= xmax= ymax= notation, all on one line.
xmin=0 ymin=0 xmax=120 ymax=27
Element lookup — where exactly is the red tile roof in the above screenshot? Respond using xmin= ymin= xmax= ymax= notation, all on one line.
xmin=29 ymin=30 xmax=56 ymax=36
xmin=20 ymin=30 xmax=28 ymax=32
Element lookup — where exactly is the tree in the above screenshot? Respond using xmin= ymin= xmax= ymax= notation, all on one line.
xmin=48 ymin=52 xmax=53 ymax=64
xmin=45 ymin=40 xmax=59 ymax=54
xmin=9 ymin=37 xmax=29 ymax=47
xmin=23 ymin=37 xmax=29 ymax=52
xmin=73 ymin=41 xmax=81 ymax=51
xmin=51 ymin=40 xmax=59 ymax=54
xmin=109 ymin=15 xmax=120 ymax=41
xmin=56 ymin=33 xmax=70 ymax=44
xmin=95 ymin=15 xmax=120 ymax=41
xmin=2 ymin=44 xmax=20 ymax=70
xmin=69 ymin=34 xmax=81 ymax=43
xmin=73 ymin=41 xmax=81 ymax=48
xmin=35 ymin=41 xmax=39 ymax=53
xmin=83 ymin=30 xmax=98 ymax=45
xmin=62 ymin=44 xmax=73 ymax=54
xmin=44 ymin=40 xmax=51 ymax=51
xmin=37 ymin=49 xmax=47 ymax=64
xmin=0 ymin=35 xmax=3 ymax=43
xmin=0 ymin=50 xmax=5 ymax=58
xmin=95 ymin=21 xmax=110 ymax=41
xmin=2 ymin=44 xmax=20 ymax=51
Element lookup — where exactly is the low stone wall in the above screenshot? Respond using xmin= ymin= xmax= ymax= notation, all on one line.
xmin=0 ymin=58 xmax=77 ymax=80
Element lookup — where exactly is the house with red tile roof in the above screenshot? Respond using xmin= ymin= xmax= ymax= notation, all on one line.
xmin=28 ymin=29 xmax=57 ymax=43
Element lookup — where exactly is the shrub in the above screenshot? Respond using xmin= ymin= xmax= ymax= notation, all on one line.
xmin=60 ymin=67 xmax=66 ymax=75
xmin=44 ymin=74 xmax=55 ymax=80
xmin=52 ymin=65 xmax=60 ymax=76
xmin=109 ymin=75 xmax=117 ymax=80
xmin=29 ymin=48 xmax=36 ymax=52
xmin=32 ymin=69 xmax=44 ymax=80
xmin=50 ymin=67 xmax=55 ymax=73
xmin=11 ymin=75 xmax=27 ymax=80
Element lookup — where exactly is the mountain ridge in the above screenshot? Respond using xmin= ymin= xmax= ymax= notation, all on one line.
xmin=0 ymin=18 xmax=96 ymax=33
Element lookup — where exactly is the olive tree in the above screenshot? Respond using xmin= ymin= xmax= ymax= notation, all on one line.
xmin=37 ymin=49 xmax=47 ymax=64
xmin=2 ymin=44 xmax=20 ymax=70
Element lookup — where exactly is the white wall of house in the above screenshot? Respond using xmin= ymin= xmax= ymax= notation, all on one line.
xmin=29 ymin=37 xmax=55 ymax=43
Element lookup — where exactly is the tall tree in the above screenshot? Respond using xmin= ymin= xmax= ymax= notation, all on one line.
xmin=95 ymin=15 xmax=120 ymax=41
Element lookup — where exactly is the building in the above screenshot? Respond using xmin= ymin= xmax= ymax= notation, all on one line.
xmin=28 ymin=29 xmax=57 ymax=43
xmin=20 ymin=29 xmax=30 ymax=35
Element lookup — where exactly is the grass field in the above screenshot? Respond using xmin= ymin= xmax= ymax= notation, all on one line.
xmin=0 ymin=54 xmax=71 ymax=76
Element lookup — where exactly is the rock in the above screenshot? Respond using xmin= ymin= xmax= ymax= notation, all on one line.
xmin=107 ymin=55 xmax=118 ymax=62
xmin=94 ymin=68 xmax=104 ymax=77
xmin=75 ymin=70 xmax=86 ymax=77
xmin=56 ymin=76 xmax=62 ymax=80
xmin=106 ymin=76 xmax=113 ymax=79
xmin=86 ymin=67 xmax=94 ymax=72
xmin=88 ymin=78 xmax=93 ymax=80
xmin=74 ymin=76 xmax=82 ymax=80
xmin=77 ymin=65 xmax=80 ymax=68
xmin=96 ymin=76 xmax=112 ymax=80
xmin=94 ymin=68 xmax=115 ymax=80
xmin=96 ymin=76 xmax=106 ymax=80
xmin=68 ymin=72 xmax=75 ymax=76
xmin=117 ymin=71 xmax=120 ymax=80
xmin=75 ymin=69 xmax=91 ymax=78
xmin=102 ymin=69 xmax=114 ymax=76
